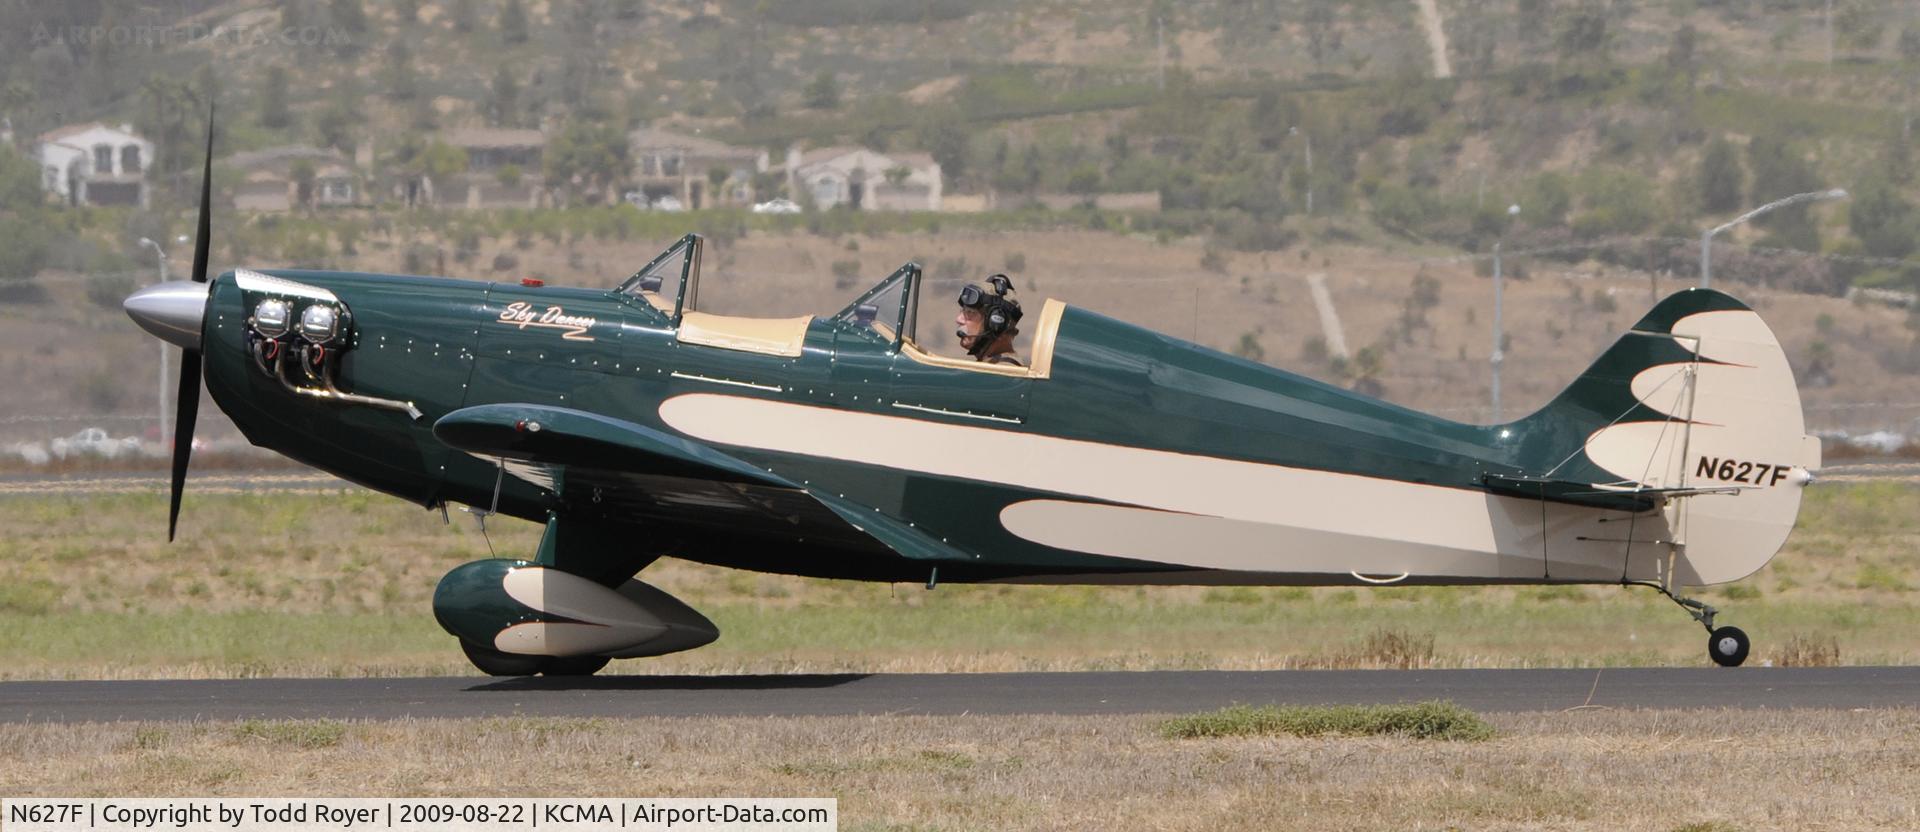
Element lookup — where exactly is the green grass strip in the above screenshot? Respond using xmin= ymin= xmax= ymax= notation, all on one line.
xmin=1159 ymin=701 xmax=1495 ymax=742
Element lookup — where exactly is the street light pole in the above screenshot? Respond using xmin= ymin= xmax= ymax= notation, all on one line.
xmin=138 ymin=237 xmax=171 ymax=448
xmin=1492 ymin=203 xmax=1520 ymax=424
xmin=1699 ymin=188 xmax=1849 ymax=289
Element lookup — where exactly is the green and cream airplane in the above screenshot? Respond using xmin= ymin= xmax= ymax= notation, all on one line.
xmin=126 ymin=122 xmax=1818 ymax=675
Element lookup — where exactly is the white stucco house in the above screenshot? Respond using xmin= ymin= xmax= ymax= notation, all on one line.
xmin=787 ymin=146 xmax=942 ymax=212
xmin=35 ymin=122 xmax=155 ymax=207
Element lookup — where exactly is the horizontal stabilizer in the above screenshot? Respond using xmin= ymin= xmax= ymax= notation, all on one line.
xmin=1481 ymin=473 xmax=1744 ymax=513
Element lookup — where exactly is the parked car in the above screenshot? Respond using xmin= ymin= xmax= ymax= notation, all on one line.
xmin=752 ymin=198 xmax=802 ymax=214
xmin=651 ymin=196 xmax=686 ymax=212
xmin=49 ymin=427 xmax=142 ymax=459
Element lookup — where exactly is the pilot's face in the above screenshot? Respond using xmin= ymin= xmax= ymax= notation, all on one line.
xmin=956 ymin=306 xmax=984 ymax=348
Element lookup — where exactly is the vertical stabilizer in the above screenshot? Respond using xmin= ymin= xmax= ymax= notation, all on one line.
xmin=1514 ymin=288 xmax=1820 ymax=585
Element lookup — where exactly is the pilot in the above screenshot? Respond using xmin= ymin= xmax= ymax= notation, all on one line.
xmin=955 ymin=274 xmax=1024 ymax=366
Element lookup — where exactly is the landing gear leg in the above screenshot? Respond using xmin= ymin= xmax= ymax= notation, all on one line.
xmin=1632 ymin=582 xmax=1751 ymax=667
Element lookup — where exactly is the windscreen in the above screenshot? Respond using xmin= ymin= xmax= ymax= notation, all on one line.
xmin=618 ymin=235 xmax=701 ymax=318
xmin=833 ymin=263 xmax=920 ymax=345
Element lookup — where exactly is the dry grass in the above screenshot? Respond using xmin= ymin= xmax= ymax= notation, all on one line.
xmin=1 ymin=709 xmax=1916 ymax=830
xmin=1772 ymin=634 xmax=1843 ymax=668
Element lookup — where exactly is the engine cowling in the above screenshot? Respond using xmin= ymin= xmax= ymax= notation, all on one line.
xmin=432 ymin=560 xmax=718 ymax=658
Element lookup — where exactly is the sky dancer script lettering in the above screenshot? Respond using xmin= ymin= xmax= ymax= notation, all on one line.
xmin=496 ymin=302 xmax=598 ymax=341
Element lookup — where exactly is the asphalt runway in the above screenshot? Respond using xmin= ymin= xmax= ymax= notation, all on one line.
xmin=2 ymin=667 xmax=1916 ymax=723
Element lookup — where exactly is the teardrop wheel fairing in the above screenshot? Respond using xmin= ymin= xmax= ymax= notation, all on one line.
xmin=460 ymin=640 xmax=550 ymax=677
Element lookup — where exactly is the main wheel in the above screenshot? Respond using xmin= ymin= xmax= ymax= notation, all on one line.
xmin=543 ymin=655 xmax=611 ymax=676
xmin=1708 ymin=626 xmax=1750 ymax=667
xmin=461 ymin=640 xmax=550 ymax=676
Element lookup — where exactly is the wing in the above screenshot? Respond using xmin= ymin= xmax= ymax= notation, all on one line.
xmin=433 ymin=403 xmax=970 ymax=563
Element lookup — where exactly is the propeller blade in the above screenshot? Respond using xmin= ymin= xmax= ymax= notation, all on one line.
xmin=190 ymin=104 xmax=214 ymax=285
xmin=168 ymin=348 xmax=201 ymax=542
xmin=170 ymin=105 xmax=215 ymax=541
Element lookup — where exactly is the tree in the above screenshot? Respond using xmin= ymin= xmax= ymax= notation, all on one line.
xmin=487 ymin=65 xmax=521 ymax=127
xmin=385 ymin=42 xmax=418 ymax=101
xmin=0 ymin=145 xmax=44 ymax=211
xmin=410 ymin=140 xmax=468 ymax=180
xmin=1849 ymin=178 xmax=1917 ymax=258
xmin=1746 ymin=136 xmax=1824 ymax=251
xmin=1900 ymin=26 xmax=1920 ymax=66
xmin=290 ymin=159 xmax=316 ymax=210
xmin=1520 ymin=171 xmax=1572 ymax=226
xmin=0 ymin=147 xmax=51 ymax=283
xmin=327 ymin=0 xmax=368 ymax=53
xmin=394 ymin=0 xmax=419 ymax=24
xmin=1665 ymin=23 xmax=1699 ymax=93
xmin=1556 ymin=1 xmax=1610 ymax=57
xmin=803 ymin=71 xmax=841 ymax=110
xmin=316 ymin=92 xmax=356 ymax=152
xmin=0 ymin=214 xmax=51 ymax=285
xmin=917 ymin=114 xmax=971 ymax=188
xmin=450 ymin=0 xmax=476 ymax=32
xmin=1516 ymin=0 xmax=1551 ymax=59
xmin=260 ymin=66 xmax=293 ymax=130
xmin=559 ymin=50 xmax=604 ymax=115
xmin=1700 ymin=137 xmax=1742 ymax=214
xmin=544 ymin=122 xmax=629 ymax=196
xmin=1835 ymin=0 xmax=1883 ymax=59
xmin=1302 ymin=0 xmax=1342 ymax=72
xmin=329 ymin=0 xmax=369 ymax=34
xmin=501 ymin=0 xmax=530 ymax=45
xmin=138 ymin=77 xmax=202 ymax=176
xmin=1066 ymin=163 xmax=1102 ymax=195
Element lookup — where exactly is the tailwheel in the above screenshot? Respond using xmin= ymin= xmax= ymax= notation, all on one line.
xmin=1628 ymin=581 xmax=1753 ymax=668
xmin=1708 ymin=626 xmax=1751 ymax=668
xmin=460 ymin=640 xmax=550 ymax=676
xmin=543 ymin=655 xmax=611 ymax=676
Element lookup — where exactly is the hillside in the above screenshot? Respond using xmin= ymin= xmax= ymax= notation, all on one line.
xmin=6 ymin=0 xmax=1920 ymax=454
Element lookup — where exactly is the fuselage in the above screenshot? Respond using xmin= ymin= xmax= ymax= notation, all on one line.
xmin=200 ymin=266 xmax=1680 ymax=587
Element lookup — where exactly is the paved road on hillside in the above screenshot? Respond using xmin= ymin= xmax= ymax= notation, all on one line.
xmin=2 ymin=667 xmax=1915 ymax=722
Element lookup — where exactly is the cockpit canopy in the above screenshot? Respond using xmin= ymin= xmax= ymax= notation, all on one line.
xmin=611 ymin=233 xmax=1058 ymax=375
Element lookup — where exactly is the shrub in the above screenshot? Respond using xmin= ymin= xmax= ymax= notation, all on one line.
xmin=86 ymin=272 xmax=136 ymax=309
xmin=1369 ymin=183 xmax=1438 ymax=235
xmin=831 ymin=258 xmax=862 ymax=289
xmin=233 ymin=720 xmax=347 ymax=749
xmin=0 ymin=215 xmax=52 ymax=286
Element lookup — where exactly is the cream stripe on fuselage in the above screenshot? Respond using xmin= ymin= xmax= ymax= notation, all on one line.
xmin=658 ymin=393 xmax=1560 ymax=578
